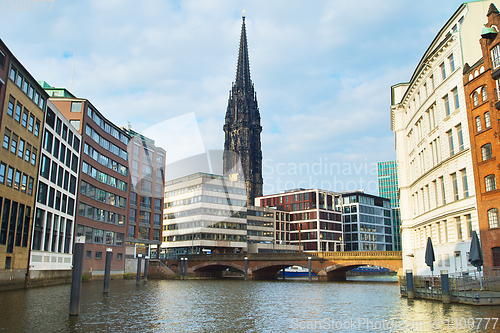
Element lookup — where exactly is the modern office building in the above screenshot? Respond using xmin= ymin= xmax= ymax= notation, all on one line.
xmin=46 ymin=85 xmax=130 ymax=276
xmin=256 ymin=189 xmax=343 ymax=252
xmin=390 ymin=1 xmax=498 ymax=275
xmin=377 ymin=160 xmax=402 ymax=250
xmin=162 ymin=173 xmax=248 ymax=257
xmin=30 ymin=101 xmax=81 ymax=284
xmin=121 ymin=127 xmax=165 ymax=260
xmin=341 ymin=191 xmax=393 ymax=251
xmin=462 ymin=3 xmax=500 ymax=270
xmin=0 ymin=39 xmax=47 ymax=289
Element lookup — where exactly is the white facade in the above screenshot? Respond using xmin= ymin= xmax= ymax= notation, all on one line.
xmin=391 ymin=1 xmax=500 ymax=275
xmin=30 ymin=101 xmax=81 ymax=272
xmin=161 ymin=173 xmax=248 ymax=257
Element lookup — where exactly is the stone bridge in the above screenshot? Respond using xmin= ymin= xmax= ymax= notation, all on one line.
xmin=164 ymin=251 xmax=402 ymax=281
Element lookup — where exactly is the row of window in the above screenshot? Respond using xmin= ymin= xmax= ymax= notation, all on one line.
xmin=472 ymin=87 xmax=488 ymax=107
xmin=415 ymin=214 xmax=472 ymax=248
xmin=0 ymin=198 xmax=31 ymax=252
xmin=81 ymin=161 xmax=128 ymax=192
xmin=164 ymin=195 xmax=247 ymax=209
xmin=132 ymin=143 xmax=164 ymax=168
xmin=164 ymin=208 xmax=247 ymax=220
xmin=9 ymin=66 xmax=45 ymax=111
xmin=45 ymin=107 xmax=80 ymax=152
xmin=129 ymin=209 xmax=161 ymax=226
xmin=131 ymin=176 xmax=160 ymax=195
xmin=85 ymin=124 xmax=128 ymax=162
xmin=128 ymin=225 xmax=161 ymax=241
xmin=77 ymin=202 xmax=125 ymax=226
xmin=80 ymin=180 xmax=127 ymax=209
xmin=475 ymin=111 xmax=491 ymax=133
xmin=32 ymin=208 xmax=73 ymax=254
xmin=76 ymin=224 xmax=124 ymax=246
xmin=7 ymin=95 xmax=41 ymax=137
xmin=0 ymin=162 xmax=34 ymax=195
xmin=84 ymin=143 xmax=128 ymax=176
xmin=412 ymin=170 xmax=469 ymax=216
xmin=3 ymin=128 xmax=38 ymax=166
xmin=130 ymin=193 xmax=162 ymax=211
xmin=164 ymin=233 xmax=247 ymax=243
xmin=39 ymin=156 xmax=76 ymax=196
xmin=87 ymin=107 xmax=129 ymax=146
xmin=165 ymin=220 xmax=247 ymax=231
xmin=86 ymin=250 xmax=123 ymax=260
xmin=37 ymin=181 xmax=76 ymax=215
xmin=43 ymin=131 xmax=79 ymax=174
xmin=165 ymin=183 xmax=247 ymax=197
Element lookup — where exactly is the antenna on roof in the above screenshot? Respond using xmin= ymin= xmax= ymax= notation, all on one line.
xmin=70 ymin=50 xmax=76 ymax=92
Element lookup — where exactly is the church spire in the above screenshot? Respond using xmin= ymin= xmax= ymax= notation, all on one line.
xmin=223 ymin=14 xmax=263 ymax=205
xmin=235 ymin=15 xmax=252 ymax=89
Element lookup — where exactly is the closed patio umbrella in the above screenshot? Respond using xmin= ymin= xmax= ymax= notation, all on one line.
xmin=469 ymin=231 xmax=483 ymax=289
xmin=425 ymin=237 xmax=435 ymax=287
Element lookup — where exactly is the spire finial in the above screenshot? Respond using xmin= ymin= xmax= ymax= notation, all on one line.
xmin=242 ymin=9 xmax=245 ymax=18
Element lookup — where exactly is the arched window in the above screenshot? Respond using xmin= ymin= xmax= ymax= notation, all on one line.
xmin=476 ymin=116 xmax=482 ymax=132
xmin=493 ymin=247 xmax=500 ymax=266
xmin=485 ymin=174 xmax=496 ymax=192
xmin=485 ymin=111 xmax=491 ymax=128
xmin=482 ymin=87 xmax=487 ymax=101
xmin=472 ymin=91 xmax=479 ymax=106
xmin=488 ymin=208 xmax=499 ymax=228
xmin=482 ymin=143 xmax=492 ymax=161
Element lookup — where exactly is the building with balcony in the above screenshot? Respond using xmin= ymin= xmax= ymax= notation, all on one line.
xmin=0 ymin=39 xmax=47 ymax=289
xmin=462 ymin=3 xmax=500 ymax=270
xmin=161 ymin=173 xmax=248 ymax=257
xmin=390 ymin=1 xmax=497 ymax=275
xmin=256 ymin=189 xmax=343 ymax=252
xmin=121 ymin=127 xmax=164 ymax=260
xmin=341 ymin=191 xmax=393 ymax=251
xmin=377 ymin=160 xmax=402 ymax=250
xmin=30 ymin=100 xmax=81 ymax=284
xmin=46 ymin=85 xmax=130 ymax=276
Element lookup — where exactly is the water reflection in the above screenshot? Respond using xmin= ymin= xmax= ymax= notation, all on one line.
xmin=0 ymin=278 xmax=498 ymax=332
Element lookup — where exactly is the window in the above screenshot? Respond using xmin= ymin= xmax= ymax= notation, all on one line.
xmin=31 ymin=148 xmax=37 ymax=165
xmin=28 ymin=115 xmax=34 ymax=132
xmin=7 ymin=97 xmax=14 ymax=116
xmin=451 ymin=173 xmax=459 ymax=201
xmin=440 ymin=62 xmax=446 ymax=80
xmin=6 ymin=167 xmax=14 ymax=187
xmin=482 ymin=87 xmax=487 ymax=102
xmin=452 ymin=87 xmax=459 ymax=109
xmin=86 ymin=251 xmax=91 ymax=259
xmin=3 ymin=129 xmax=10 ymax=149
xmin=473 ymin=92 xmax=479 ymax=107
xmin=447 ymin=130 xmax=454 ymax=156
xmin=476 ymin=116 xmax=482 ymax=132
xmin=482 ymin=143 xmax=493 ymax=161
xmin=14 ymin=103 xmax=22 ymax=122
xmin=449 ymin=53 xmax=455 ymax=72
xmin=22 ymin=111 xmax=28 ymax=127
xmin=21 ymin=174 xmax=27 ymax=193
xmin=10 ymin=134 xmax=17 ymax=154
xmin=461 ymin=169 xmax=469 ymax=198
xmin=491 ymin=44 xmax=500 ymax=69
xmin=69 ymin=120 xmax=80 ymax=131
xmin=34 ymin=120 xmax=40 ymax=137
xmin=485 ymin=174 xmax=496 ymax=192
xmin=443 ymin=94 xmax=450 ymax=116
xmin=488 ymin=208 xmax=499 ymax=228
xmin=456 ymin=124 xmax=464 ymax=152
xmin=0 ymin=163 xmax=5 ymax=184
xmin=18 ymin=139 xmax=24 ymax=158
xmin=430 ymin=75 xmax=435 ymax=90
xmin=485 ymin=111 xmax=491 ymax=128
xmin=70 ymin=102 xmax=82 ymax=112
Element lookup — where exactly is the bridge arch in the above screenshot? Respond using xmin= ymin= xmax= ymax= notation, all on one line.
xmin=191 ymin=261 xmax=245 ymax=273
xmin=250 ymin=261 xmax=317 ymax=276
xmin=323 ymin=261 xmax=399 ymax=274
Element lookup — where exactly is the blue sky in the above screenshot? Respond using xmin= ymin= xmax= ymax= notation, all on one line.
xmin=0 ymin=0 xmax=485 ymax=195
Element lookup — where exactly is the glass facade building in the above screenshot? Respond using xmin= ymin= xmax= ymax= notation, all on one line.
xmin=377 ymin=161 xmax=401 ymax=251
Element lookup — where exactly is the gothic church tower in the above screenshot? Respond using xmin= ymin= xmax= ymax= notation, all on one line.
xmin=223 ymin=15 xmax=263 ymax=204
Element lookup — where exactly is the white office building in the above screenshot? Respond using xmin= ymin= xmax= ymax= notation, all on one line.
xmin=390 ymin=1 xmax=499 ymax=275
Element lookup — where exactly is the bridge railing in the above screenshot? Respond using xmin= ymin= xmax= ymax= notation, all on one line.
xmin=173 ymin=251 xmax=402 ymax=261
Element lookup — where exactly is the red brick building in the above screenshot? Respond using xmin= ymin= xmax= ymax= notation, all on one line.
xmin=463 ymin=3 xmax=500 ymax=270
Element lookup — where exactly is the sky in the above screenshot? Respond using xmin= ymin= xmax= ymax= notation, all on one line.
xmin=0 ymin=0 xmax=487 ymax=196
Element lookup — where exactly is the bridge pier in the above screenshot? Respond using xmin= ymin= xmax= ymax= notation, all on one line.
xmin=320 ymin=270 xmax=346 ymax=281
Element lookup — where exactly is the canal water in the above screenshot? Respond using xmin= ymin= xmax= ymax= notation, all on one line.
xmin=0 ymin=276 xmax=499 ymax=332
